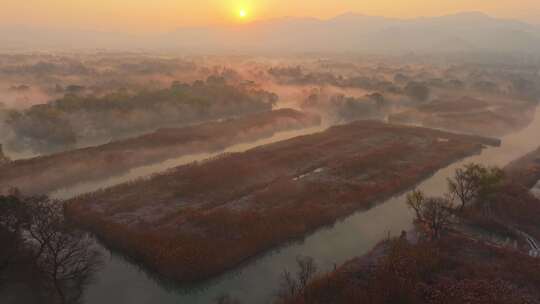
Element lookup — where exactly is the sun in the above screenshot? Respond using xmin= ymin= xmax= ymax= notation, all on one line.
xmin=239 ymin=9 xmax=247 ymax=18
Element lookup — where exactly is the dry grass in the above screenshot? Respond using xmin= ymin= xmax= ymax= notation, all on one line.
xmin=66 ymin=121 xmax=497 ymax=283
xmin=283 ymin=235 xmax=540 ymax=304
xmin=281 ymin=158 xmax=540 ymax=304
xmin=0 ymin=109 xmax=320 ymax=195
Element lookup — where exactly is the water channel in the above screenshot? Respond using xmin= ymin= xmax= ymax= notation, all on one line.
xmin=67 ymin=108 xmax=540 ymax=304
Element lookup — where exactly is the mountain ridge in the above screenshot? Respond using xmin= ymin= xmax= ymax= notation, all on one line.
xmin=2 ymin=12 xmax=539 ymax=53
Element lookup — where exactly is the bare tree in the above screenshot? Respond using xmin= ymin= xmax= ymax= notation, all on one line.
xmin=296 ymin=256 xmax=317 ymax=290
xmin=277 ymin=269 xmax=298 ymax=301
xmin=406 ymin=190 xmax=453 ymax=240
xmin=36 ymin=227 xmax=101 ymax=304
xmin=276 ymin=256 xmax=318 ymax=302
xmin=421 ymin=198 xmax=453 ymax=240
xmin=406 ymin=189 xmax=425 ymax=221
xmin=24 ymin=196 xmax=64 ymax=261
xmin=19 ymin=196 xmax=102 ymax=304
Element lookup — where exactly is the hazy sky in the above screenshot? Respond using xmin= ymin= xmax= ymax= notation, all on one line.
xmin=2 ymin=0 xmax=540 ymax=32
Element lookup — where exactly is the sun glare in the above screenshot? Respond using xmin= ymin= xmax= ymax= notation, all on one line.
xmin=239 ymin=9 xmax=247 ymax=18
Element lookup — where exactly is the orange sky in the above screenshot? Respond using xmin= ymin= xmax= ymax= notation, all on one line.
xmin=2 ymin=0 xmax=539 ymax=32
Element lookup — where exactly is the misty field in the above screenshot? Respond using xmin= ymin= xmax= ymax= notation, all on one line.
xmin=0 ymin=109 xmax=320 ymax=195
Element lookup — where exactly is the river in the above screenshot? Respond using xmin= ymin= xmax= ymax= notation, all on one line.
xmin=49 ymin=125 xmax=328 ymax=200
xmin=79 ymin=107 xmax=540 ymax=304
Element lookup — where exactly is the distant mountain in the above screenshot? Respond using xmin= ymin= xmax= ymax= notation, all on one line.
xmin=2 ymin=12 xmax=540 ymax=53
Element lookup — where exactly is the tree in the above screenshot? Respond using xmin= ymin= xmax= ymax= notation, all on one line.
xmin=35 ymin=227 xmax=101 ymax=304
xmin=406 ymin=190 xmax=425 ymax=221
xmin=404 ymin=82 xmax=430 ymax=102
xmin=447 ymin=163 xmax=504 ymax=212
xmin=22 ymin=197 xmax=101 ymax=304
xmin=296 ymin=256 xmax=317 ymax=291
xmin=0 ymin=195 xmax=102 ymax=304
xmin=277 ymin=269 xmax=299 ymax=301
xmin=276 ymin=256 xmax=318 ymax=302
xmin=421 ymin=198 xmax=453 ymax=240
xmin=406 ymin=190 xmax=453 ymax=240
xmin=0 ymin=195 xmax=26 ymax=282
xmin=477 ymin=167 xmax=505 ymax=201
xmin=25 ymin=196 xmax=65 ymax=261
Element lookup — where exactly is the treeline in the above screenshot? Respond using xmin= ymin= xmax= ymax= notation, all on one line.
xmin=301 ymin=89 xmax=389 ymax=123
xmin=268 ymin=64 xmax=540 ymax=101
xmin=3 ymin=76 xmax=277 ymax=154
xmin=0 ymin=54 xmax=197 ymax=77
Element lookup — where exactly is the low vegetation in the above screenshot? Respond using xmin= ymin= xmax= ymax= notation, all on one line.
xmin=0 ymin=109 xmax=320 ymax=195
xmin=66 ymin=122 xmax=497 ymax=283
xmin=278 ymin=235 xmax=540 ymax=304
xmin=276 ymin=162 xmax=540 ymax=304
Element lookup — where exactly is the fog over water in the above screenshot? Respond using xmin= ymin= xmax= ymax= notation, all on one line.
xmin=3 ymin=5 xmax=540 ymax=304
xmin=50 ymin=124 xmax=328 ymax=200
xmin=78 ymin=107 xmax=540 ymax=304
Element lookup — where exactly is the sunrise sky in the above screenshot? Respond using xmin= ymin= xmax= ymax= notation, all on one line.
xmin=2 ymin=0 xmax=540 ymax=32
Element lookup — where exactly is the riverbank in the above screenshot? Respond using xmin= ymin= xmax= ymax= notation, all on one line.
xmin=505 ymin=146 xmax=540 ymax=188
xmin=0 ymin=109 xmax=320 ymax=196
xmin=281 ymin=231 xmax=540 ymax=304
xmin=66 ymin=121 xmax=498 ymax=284
xmin=278 ymin=151 xmax=540 ymax=304
xmin=75 ymin=107 xmax=540 ymax=304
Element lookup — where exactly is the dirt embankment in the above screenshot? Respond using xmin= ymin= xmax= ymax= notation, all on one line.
xmin=66 ymin=121 xmax=497 ymax=284
xmin=284 ymin=234 xmax=540 ymax=304
xmin=280 ymin=158 xmax=540 ymax=304
xmin=505 ymin=146 xmax=540 ymax=188
xmin=285 ymin=151 xmax=540 ymax=304
xmin=0 ymin=109 xmax=320 ymax=195
xmin=493 ymin=147 xmax=540 ymax=241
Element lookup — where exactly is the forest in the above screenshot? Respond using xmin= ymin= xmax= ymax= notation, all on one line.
xmin=2 ymin=77 xmax=277 ymax=154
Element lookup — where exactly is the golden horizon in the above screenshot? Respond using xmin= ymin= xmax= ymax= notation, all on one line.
xmin=1 ymin=0 xmax=539 ymax=32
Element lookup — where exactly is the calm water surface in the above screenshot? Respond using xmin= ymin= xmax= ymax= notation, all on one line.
xmin=81 ymin=108 xmax=540 ymax=304
xmin=50 ymin=125 xmax=327 ymax=200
